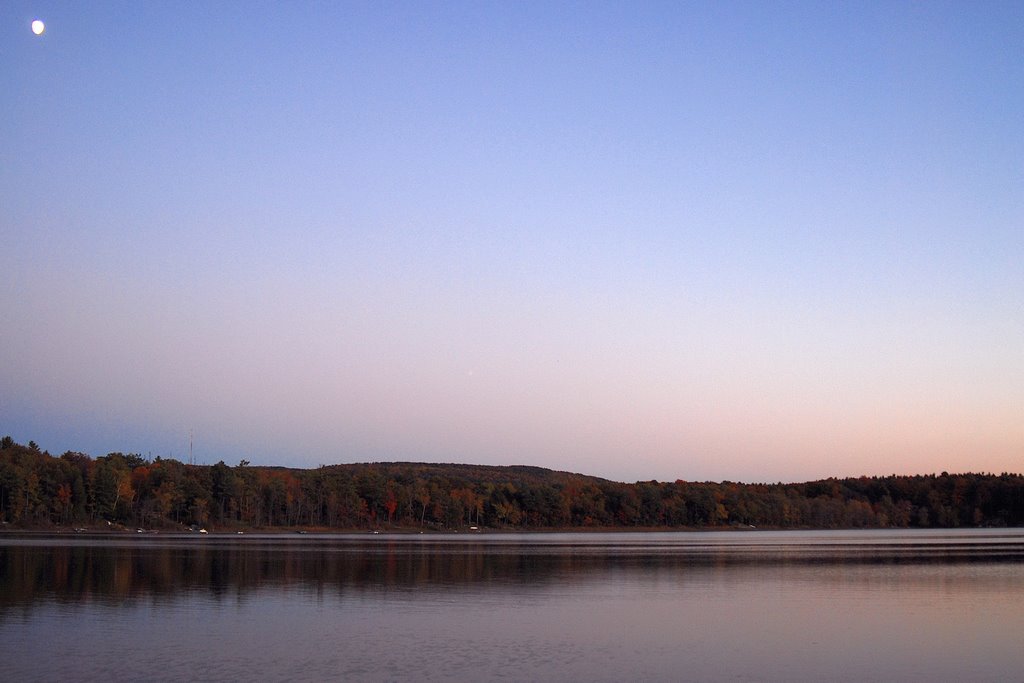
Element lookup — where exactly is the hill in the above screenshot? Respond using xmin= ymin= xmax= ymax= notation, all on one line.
xmin=1 ymin=436 xmax=1022 ymax=531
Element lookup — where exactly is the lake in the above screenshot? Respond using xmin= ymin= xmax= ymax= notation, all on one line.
xmin=2 ymin=529 xmax=1023 ymax=681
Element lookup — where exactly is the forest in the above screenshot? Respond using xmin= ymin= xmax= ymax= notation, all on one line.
xmin=1 ymin=436 xmax=1022 ymax=531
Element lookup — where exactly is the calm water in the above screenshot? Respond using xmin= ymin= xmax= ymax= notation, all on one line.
xmin=2 ymin=529 xmax=1023 ymax=682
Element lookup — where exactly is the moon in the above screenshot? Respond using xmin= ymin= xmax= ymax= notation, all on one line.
xmin=31 ymin=19 xmax=45 ymax=35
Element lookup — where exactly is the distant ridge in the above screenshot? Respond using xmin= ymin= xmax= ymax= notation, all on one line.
xmin=1 ymin=436 xmax=1022 ymax=531
xmin=323 ymin=461 xmax=612 ymax=486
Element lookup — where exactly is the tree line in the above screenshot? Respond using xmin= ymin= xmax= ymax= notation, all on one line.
xmin=1 ymin=436 xmax=1022 ymax=530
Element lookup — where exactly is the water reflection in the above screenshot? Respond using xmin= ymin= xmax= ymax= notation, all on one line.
xmin=2 ymin=531 xmax=1024 ymax=682
xmin=3 ymin=530 xmax=1023 ymax=612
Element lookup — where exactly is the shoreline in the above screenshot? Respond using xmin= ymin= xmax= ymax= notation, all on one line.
xmin=3 ymin=523 xmax=1015 ymax=536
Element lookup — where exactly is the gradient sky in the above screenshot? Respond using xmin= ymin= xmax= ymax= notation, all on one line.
xmin=3 ymin=1 xmax=1022 ymax=483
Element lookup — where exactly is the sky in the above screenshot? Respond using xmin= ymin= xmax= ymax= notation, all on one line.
xmin=2 ymin=1 xmax=1022 ymax=483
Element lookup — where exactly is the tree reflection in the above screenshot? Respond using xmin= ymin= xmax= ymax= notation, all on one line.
xmin=2 ymin=534 xmax=1022 ymax=616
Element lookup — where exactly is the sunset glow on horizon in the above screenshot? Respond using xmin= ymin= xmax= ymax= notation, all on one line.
xmin=2 ymin=1 xmax=1021 ymax=483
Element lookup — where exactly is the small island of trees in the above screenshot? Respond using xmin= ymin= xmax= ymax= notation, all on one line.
xmin=1 ymin=436 xmax=1021 ymax=531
